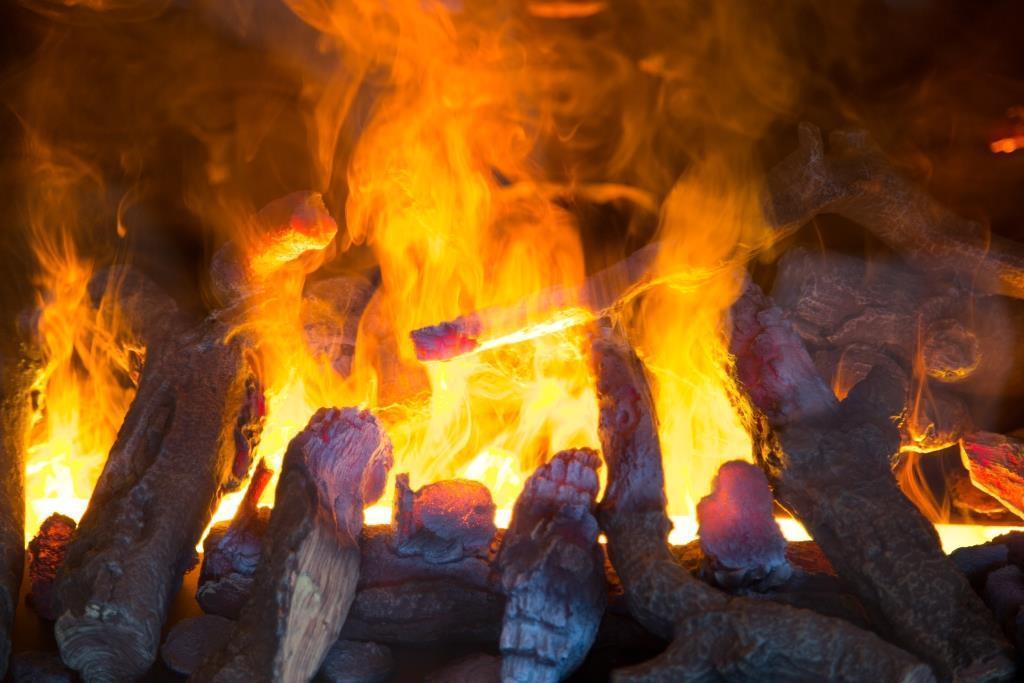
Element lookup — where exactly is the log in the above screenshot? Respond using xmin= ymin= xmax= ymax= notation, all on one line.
xmin=590 ymin=320 xmax=934 ymax=683
xmin=410 ymin=241 xmax=659 ymax=361
xmin=696 ymin=460 xmax=791 ymax=590
xmin=197 ymin=458 xmax=273 ymax=618
xmin=316 ymin=640 xmax=394 ymax=683
xmin=730 ymin=280 xmax=1015 ymax=681
xmin=162 ymin=615 xmax=235 ymax=676
xmin=983 ymin=566 xmax=1024 ymax=648
xmin=496 ymin=448 xmax=606 ymax=682
xmin=960 ymin=432 xmax=1024 ymax=520
xmin=302 ymin=274 xmax=377 ymax=378
xmin=427 ymin=654 xmax=501 ymax=683
xmin=191 ymin=407 xmax=394 ymax=683
xmin=26 ymin=513 xmax=76 ymax=621
xmin=54 ymin=317 xmax=265 ymax=681
xmin=764 ymin=122 xmax=1024 ymax=299
xmin=0 ymin=322 xmax=44 ymax=678
xmin=8 ymin=651 xmax=75 ymax=683
xmin=392 ymin=474 xmax=496 ymax=564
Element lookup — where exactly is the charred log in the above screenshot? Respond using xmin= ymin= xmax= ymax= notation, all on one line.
xmin=393 ymin=474 xmax=496 ymax=564
xmin=730 ymin=280 xmax=1014 ymax=681
xmin=197 ymin=458 xmax=273 ymax=618
xmin=192 ymin=408 xmax=393 ymax=683
xmin=696 ymin=460 xmax=791 ymax=590
xmin=496 ymin=448 xmax=606 ymax=682
xmin=427 ymin=654 xmax=501 ymax=683
xmin=765 ymin=123 xmax=1024 ymax=299
xmin=162 ymin=615 xmax=235 ymax=676
xmin=960 ymin=432 xmax=1024 ymax=521
xmin=27 ymin=512 xmax=76 ymax=621
xmin=302 ymin=274 xmax=377 ymax=378
xmin=316 ymin=640 xmax=394 ymax=683
xmin=53 ymin=317 xmax=264 ymax=681
xmin=983 ymin=566 xmax=1024 ymax=648
xmin=591 ymin=320 xmax=934 ymax=683
xmin=8 ymin=651 xmax=75 ymax=683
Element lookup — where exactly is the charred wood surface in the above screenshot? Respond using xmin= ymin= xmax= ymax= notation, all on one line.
xmin=730 ymin=280 xmax=1014 ymax=681
xmin=53 ymin=317 xmax=264 ymax=681
xmin=392 ymin=474 xmax=496 ymax=564
xmin=191 ymin=408 xmax=393 ymax=683
xmin=302 ymin=275 xmax=377 ymax=379
xmin=960 ymin=432 xmax=1024 ymax=521
xmin=26 ymin=513 xmax=76 ymax=621
xmin=591 ymin=321 xmax=933 ymax=683
xmin=496 ymin=448 xmax=606 ymax=683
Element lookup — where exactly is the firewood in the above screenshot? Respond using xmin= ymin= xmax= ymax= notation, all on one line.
xmin=427 ymin=654 xmax=501 ymax=683
xmin=27 ymin=513 xmax=76 ymax=621
xmin=197 ymin=458 xmax=273 ymax=618
xmin=302 ymin=274 xmax=377 ymax=378
xmin=950 ymin=541 xmax=1010 ymax=588
xmin=983 ymin=565 xmax=1024 ymax=648
xmin=316 ymin=640 xmax=394 ymax=683
xmin=496 ymin=448 xmax=606 ymax=683
xmin=960 ymin=431 xmax=1024 ymax=520
xmin=87 ymin=265 xmax=186 ymax=355
xmin=0 ymin=323 xmax=45 ymax=678
xmin=696 ymin=460 xmax=791 ymax=590
xmin=162 ymin=615 xmax=235 ymax=676
xmin=191 ymin=407 xmax=394 ymax=683
xmin=392 ymin=474 xmax=496 ymax=563
xmin=730 ymin=280 xmax=1015 ymax=681
xmin=765 ymin=123 xmax=1024 ymax=299
xmin=410 ymin=241 xmax=659 ymax=361
xmin=8 ymin=651 xmax=75 ymax=683
xmin=590 ymin=320 xmax=935 ymax=683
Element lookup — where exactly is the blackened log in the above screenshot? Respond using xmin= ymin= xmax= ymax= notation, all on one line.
xmin=87 ymin=265 xmax=186 ymax=356
xmin=162 ymin=615 xmax=235 ymax=676
xmin=316 ymin=640 xmax=394 ymax=683
xmin=8 ymin=651 xmax=75 ymax=683
xmin=0 ymin=325 xmax=44 ymax=678
xmin=53 ymin=318 xmax=265 ymax=682
xmin=765 ymin=123 xmax=1024 ymax=299
xmin=983 ymin=566 xmax=1024 ymax=648
xmin=26 ymin=513 xmax=76 ymax=620
xmin=590 ymin=321 xmax=934 ymax=683
xmin=192 ymin=407 xmax=393 ymax=683
xmin=197 ymin=458 xmax=273 ymax=618
xmin=696 ymin=460 xmax=791 ymax=590
xmin=731 ymin=280 xmax=1014 ymax=681
xmin=496 ymin=448 xmax=606 ymax=682
xmin=392 ymin=474 xmax=496 ymax=563
xmin=960 ymin=432 xmax=1024 ymax=520
xmin=427 ymin=654 xmax=501 ymax=683
xmin=302 ymin=275 xmax=377 ymax=378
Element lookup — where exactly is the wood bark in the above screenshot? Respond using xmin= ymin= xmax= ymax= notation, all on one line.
xmin=54 ymin=317 xmax=264 ymax=681
xmin=764 ymin=122 xmax=1024 ymax=299
xmin=730 ymin=280 xmax=1015 ymax=681
xmin=0 ymin=329 xmax=42 ymax=678
xmin=191 ymin=407 xmax=393 ymax=683
xmin=960 ymin=432 xmax=1024 ymax=521
xmin=496 ymin=448 xmax=606 ymax=683
xmin=590 ymin=320 xmax=934 ymax=683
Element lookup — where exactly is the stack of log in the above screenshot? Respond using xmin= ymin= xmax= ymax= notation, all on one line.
xmin=8 ymin=121 xmax=1024 ymax=682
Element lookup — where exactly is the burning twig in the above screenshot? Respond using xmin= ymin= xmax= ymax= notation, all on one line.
xmin=192 ymin=408 xmax=393 ymax=683
xmin=410 ymin=241 xmax=660 ymax=361
xmin=496 ymin=448 xmax=606 ymax=683
xmin=590 ymin=320 xmax=932 ymax=682
xmin=765 ymin=122 xmax=1024 ymax=299
xmin=696 ymin=460 xmax=791 ymax=590
xmin=730 ymin=280 xmax=1015 ymax=680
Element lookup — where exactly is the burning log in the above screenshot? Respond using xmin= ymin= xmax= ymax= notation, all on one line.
xmin=730 ymin=280 xmax=1015 ymax=680
xmin=197 ymin=458 xmax=273 ymax=618
xmin=960 ymin=432 xmax=1024 ymax=520
xmin=696 ymin=460 xmax=791 ymax=590
xmin=765 ymin=122 xmax=1024 ymax=300
xmin=26 ymin=513 xmax=76 ymax=621
xmin=192 ymin=407 xmax=394 ymax=683
xmin=162 ymin=615 xmax=235 ymax=676
xmin=496 ymin=448 xmax=606 ymax=682
xmin=392 ymin=474 xmax=496 ymax=563
xmin=589 ymin=321 xmax=933 ymax=682
xmin=302 ymin=274 xmax=377 ymax=378
xmin=0 ymin=321 xmax=45 ymax=678
xmin=410 ymin=241 xmax=659 ymax=361
xmin=53 ymin=192 xmax=339 ymax=681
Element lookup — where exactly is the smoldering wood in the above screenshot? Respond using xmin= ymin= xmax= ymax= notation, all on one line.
xmin=392 ymin=474 xmax=496 ymax=564
xmin=53 ymin=317 xmax=265 ymax=682
xmin=26 ymin=512 xmax=76 ymax=621
xmin=730 ymin=280 xmax=1014 ymax=681
xmin=162 ymin=615 xmax=235 ymax=676
xmin=0 ymin=323 xmax=45 ymax=678
xmin=316 ymin=640 xmax=394 ymax=683
xmin=197 ymin=458 xmax=273 ymax=619
xmin=960 ymin=431 xmax=1024 ymax=520
xmin=764 ymin=122 xmax=1024 ymax=300
xmin=590 ymin=321 xmax=933 ymax=683
xmin=302 ymin=274 xmax=377 ymax=378
xmin=496 ymin=448 xmax=606 ymax=683
xmin=696 ymin=460 xmax=791 ymax=590
xmin=191 ymin=408 xmax=393 ymax=683
xmin=410 ymin=241 xmax=660 ymax=361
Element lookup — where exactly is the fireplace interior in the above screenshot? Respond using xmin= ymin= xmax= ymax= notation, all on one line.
xmin=3 ymin=0 xmax=1024 ymax=681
